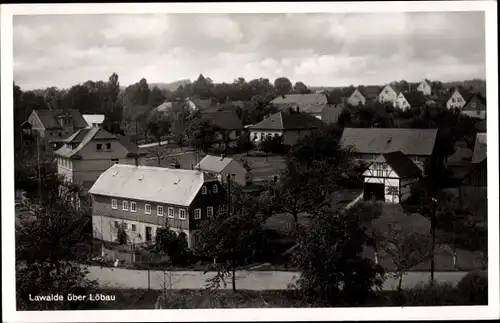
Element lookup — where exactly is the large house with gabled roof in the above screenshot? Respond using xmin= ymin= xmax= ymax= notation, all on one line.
xmin=461 ymin=93 xmax=487 ymax=120
xmin=195 ymin=154 xmax=250 ymax=187
xmin=23 ymin=109 xmax=88 ymax=150
xmin=248 ymin=108 xmax=325 ymax=146
xmin=446 ymin=88 xmax=470 ymax=110
xmin=416 ymin=79 xmax=433 ymax=96
xmin=346 ymin=86 xmax=381 ymax=106
xmin=340 ymin=127 xmax=439 ymax=171
xmin=89 ymin=165 xmax=226 ymax=247
xmin=54 ymin=127 xmax=147 ymax=189
xmin=270 ymin=93 xmax=345 ymax=123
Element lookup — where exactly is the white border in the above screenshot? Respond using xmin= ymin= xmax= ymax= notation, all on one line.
xmin=1 ymin=1 xmax=498 ymax=322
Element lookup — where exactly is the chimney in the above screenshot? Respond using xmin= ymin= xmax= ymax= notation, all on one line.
xmin=220 ymin=154 xmax=226 ymax=161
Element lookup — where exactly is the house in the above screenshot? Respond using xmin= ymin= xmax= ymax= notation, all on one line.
xmin=248 ymin=108 xmax=325 ymax=146
xmin=201 ymin=111 xmax=244 ymax=148
xmin=394 ymin=91 xmax=428 ymax=110
xmin=54 ymin=127 xmax=147 ymax=189
xmin=461 ymin=93 xmax=486 ymax=120
xmin=25 ymin=109 xmax=88 ymax=150
xmin=463 ymin=133 xmax=487 ymax=187
xmin=340 ymin=127 xmax=439 ymax=170
xmin=346 ymin=86 xmax=381 ymax=106
xmin=195 ymin=154 xmax=250 ymax=187
xmin=89 ymin=165 xmax=226 ymax=247
xmin=362 ymin=151 xmax=422 ymax=204
xmin=83 ymin=114 xmax=106 ymax=128
xmin=378 ymin=84 xmax=399 ymax=104
xmin=416 ymin=79 xmax=432 ymax=96
xmin=446 ymin=88 xmax=469 ymax=110
xmin=192 ymin=97 xmax=220 ymax=115
xmin=270 ymin=93 xmax=343 ymax=123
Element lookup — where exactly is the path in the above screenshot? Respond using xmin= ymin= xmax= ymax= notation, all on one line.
xmin=87 ymin=266 xmax=468 ymax=291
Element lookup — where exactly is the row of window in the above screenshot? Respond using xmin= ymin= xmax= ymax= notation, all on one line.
xmin=252 ymin=132 xmax=280 ymax=140
xmin=114 ymin=221 xmax=137 ymax=232
xmin=111 ymin=199 xmax=213 ymax=219
xmin=202 ymin=184 xmax=218 ymax=194
xmin=57 ymin=157 xmax=72 ymax=169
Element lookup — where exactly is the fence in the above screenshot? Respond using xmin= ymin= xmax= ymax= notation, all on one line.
xmin=100 ymin=246 xmax=170 ymax=267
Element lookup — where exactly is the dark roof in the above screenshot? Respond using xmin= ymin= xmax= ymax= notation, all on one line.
xmin=403 ymin=91 xmax=428 ymax=107
xmin=379 ymin=151 xmax=422 ymax=178
xmin=271 ymin=93 xmax=330 ymax=114
xmin=358 ymin=86 xmax=381 ymax=101
xmin=249 ymin=110 xmax=324 ymax=131
xmin=64 ymin=128 xmax=92 ymax=143
xmin=32 ymin=109 xmax=88 ymax=130
xmin=202 ymin=111 xmax=243 ymax=130
xmin=472 ymin=133 xmax=486 ymax=164
xmin=32 ymin=109 xmax=62 ymax=129
xmin=447 ymin=146 xmax=473 ymax=166
xmin=118 ymin=136 xmax=147 ymax=156
xmin=340 ymin=128 xmax=438 ymax=156
xmin=462 ymin=93 xmax=487 ymax=111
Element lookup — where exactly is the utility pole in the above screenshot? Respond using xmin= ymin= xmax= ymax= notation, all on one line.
xmin=226 ymin=173 xmax=231 ymax=217
xmin=430 ymin=197 xmax=438 ymax=286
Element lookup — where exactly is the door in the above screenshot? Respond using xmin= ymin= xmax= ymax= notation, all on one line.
xmin=145 ymin=226 xmax=152 ymax=242
xmin=364 ymin=182 xmax=385 ymax=201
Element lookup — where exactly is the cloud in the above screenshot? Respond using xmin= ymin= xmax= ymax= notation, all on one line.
xmin=12 ymin=11 xmax=485 ymax=90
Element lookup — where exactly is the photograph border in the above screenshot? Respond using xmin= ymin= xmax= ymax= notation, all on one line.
xmin=2 ymin=1 xmax=498 ymax=322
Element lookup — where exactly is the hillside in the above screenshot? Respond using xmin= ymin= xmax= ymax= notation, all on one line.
xmin=149 ymin=79 xmax=192 ymax=92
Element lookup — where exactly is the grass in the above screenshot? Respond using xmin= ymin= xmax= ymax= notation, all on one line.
xmin=92 ymin=286 xmax=483 ymax=309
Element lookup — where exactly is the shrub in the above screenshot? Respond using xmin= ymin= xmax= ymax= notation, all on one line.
xmin=457 ymin=270 xmax=488 ymax=305
xmin=401 ymin=282 xmax=463 ymax=306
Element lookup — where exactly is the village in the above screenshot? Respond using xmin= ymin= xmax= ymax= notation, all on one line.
xmin=14 ymin=74 xmax=488 ymax=309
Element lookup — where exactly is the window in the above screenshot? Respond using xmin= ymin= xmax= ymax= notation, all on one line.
xmin=385 ymin=90 xmax=389 ymax=94
xmin=202 ymin=186 xmax=207 ymax=194
xmin=167 ymin=207 xmax=174 ymax=218
xmin=123 ymin=223 xmax=128 ymax=230
xmin=96 ymin=144 xmax=102 ymax=151
xmin=145 ymin=204 xmax=151 ymax=214
xmin=476 ymin=110 xmax=481 ymax=116
xmin=194 ymin=208 xmax=201 ymax=220
xmin=114 ymin=221 xmax=119 ymax=228
xmin=76 ymin=199 xmax=80 ymax=209
xmin=213 ymin=184 xmax=218 ymax=193
xmin=179 ymin=209 xmax=186 ymax=220
xmin=157 ymin=206 xmax=164 ymax=216
xmin=122 ymin=201 xmax=129 ymax=211
xmin=457 ymin=97 xmax=462 ymax=102
xmin=452 ymin=98 xmax=456 ymax=103
xmin=111 ymin=158 xmax=119 ymax=164
xmin=131 ymin=224 xmax=137 ymax=232
xmin=231 ymin=174 xmax=236 ymax=180
xmin=471 ymin=102 xmax=477 ymax=108
xmin=207 ymin=206 xmax=214 ymax=217
xmin=58 ymin=132 xmax=62 ymax=137
xmin=111 ymin=199 xmax=118 ymax=209
xmin=130 ymin=201 xmax=137 ymax=212
xmin=106 ymin=143 xmax=111 ymax=150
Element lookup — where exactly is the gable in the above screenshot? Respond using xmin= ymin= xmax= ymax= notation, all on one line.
xmin=362 ymin=160 xmax=397 ymax=178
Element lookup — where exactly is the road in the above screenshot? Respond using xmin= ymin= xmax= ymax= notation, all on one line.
xmin=87 ymin=266 xmax=468 ymax=291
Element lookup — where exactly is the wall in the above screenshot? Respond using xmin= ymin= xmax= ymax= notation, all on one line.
xmin=461 ymin=110 xmax=486 ymax=120
xmin=187 ymin=180 xmax=226 ymax=231
xmin=394 ymin=94 xmax=410 ymax=111
xmin=378 ymin=85 xmax=398 ymax=104
xmin=446 ymin=90 xmax=466 ymax=109
xmin=347 ymin=89 xmax=365 ymax=106
xmin=220 ymin=160 xmax=248 ymax=187
xmin=417 ymin=82 xmax=432 ymax=96
xmin=400 ymin=177 xmax=419 ymax=202
xmin=250 ymin=130 xmax=283 ymax=142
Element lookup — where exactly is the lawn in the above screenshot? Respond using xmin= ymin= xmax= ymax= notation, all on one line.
xmin=91 ymin=287 xmax=481 ymax=309
xmin=232 ymin=152 xmax=287 ymax=183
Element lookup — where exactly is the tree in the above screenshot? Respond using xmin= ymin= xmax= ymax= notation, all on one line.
xmin=195 ymin=192 xmax=265 ymax=291
xmin=274 ymin=77 xmax=292 ymax=97
xmin=293 ymin=81 xmax=310 ymax=94
xmin=149 ymin=86 xmax=167 ymax=108
xmin=377 ymin=229 xmax=432 ymax=292
xmin=155 ymin=227 xmax=191 ymax=266
xmin=16 ymin=177 xmax=97 ymax=310
xmin=258 ymin=136 xmax=274 ymax=161
xmin=293 ymin=206 xmax=384 ymax=306
xmin=146 ymin=110 xmax=172 ymax=145
xmin=185 ymin=114 xmax=220 ymax=153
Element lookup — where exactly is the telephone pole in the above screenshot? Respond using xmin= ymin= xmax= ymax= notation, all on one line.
xmin=430 ymin=197 xmax=438 ymax=286
xmin=226 ymin=173 xmax=231 ymax=217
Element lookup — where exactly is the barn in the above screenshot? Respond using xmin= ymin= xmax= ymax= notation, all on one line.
xmin=362 ymin=151 xmax=422 ymax=204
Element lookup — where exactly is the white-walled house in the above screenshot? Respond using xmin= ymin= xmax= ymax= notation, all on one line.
xmin=394 ymin=93 xmax=411 ymax=110
xmin=416 ymin=80 xmax=432 ymax=96
xmin=378 ymin=85 xmax=399 ymax=104
xmin=362 ymin=151 xmax=422 ymax=204
xmin=461 ymin=93 xmax=487 ymax=120
xmin=446 ymin=88 xmax=468 ymax=110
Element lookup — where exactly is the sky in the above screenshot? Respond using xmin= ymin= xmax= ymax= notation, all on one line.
xmin=13 ymin=11 xmax=486 ymax=90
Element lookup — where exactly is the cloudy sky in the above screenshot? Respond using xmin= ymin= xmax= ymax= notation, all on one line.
xmin=13 ymin=11 xmax=485 ymax=90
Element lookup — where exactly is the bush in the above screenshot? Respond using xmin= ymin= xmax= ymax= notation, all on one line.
xmin=400 ymin=282 xmax=463 ymax=306
xmin=457 ymin=270 xmax=488 ymax=305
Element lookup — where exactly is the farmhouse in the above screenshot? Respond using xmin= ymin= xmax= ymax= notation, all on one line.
xmin=54 ymin=127 xmax=147 ymax=188
xmin=195 ymin=154 xmax=250 ymax=187
xmin=270 ymin=93 xmax=344 ymax=123
xmin=340 ymin=127 xmax=439 ymax=170
xmin=249 ymin=108 xmax=325 ymax=146
xmin=23 ymin=109 xmax=88 ymax=150
xmin=89 ymin=165 xmax=226 ymax=248
xmin=446 ymin=88 xmax=469 ymax=110
xmin=346 ymin=86 xmax=381 ymax=106
xmin=461 ymin=93 xmax=486 ymax=120
xmin=362 ymin=151 xmax=422 ymax=204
